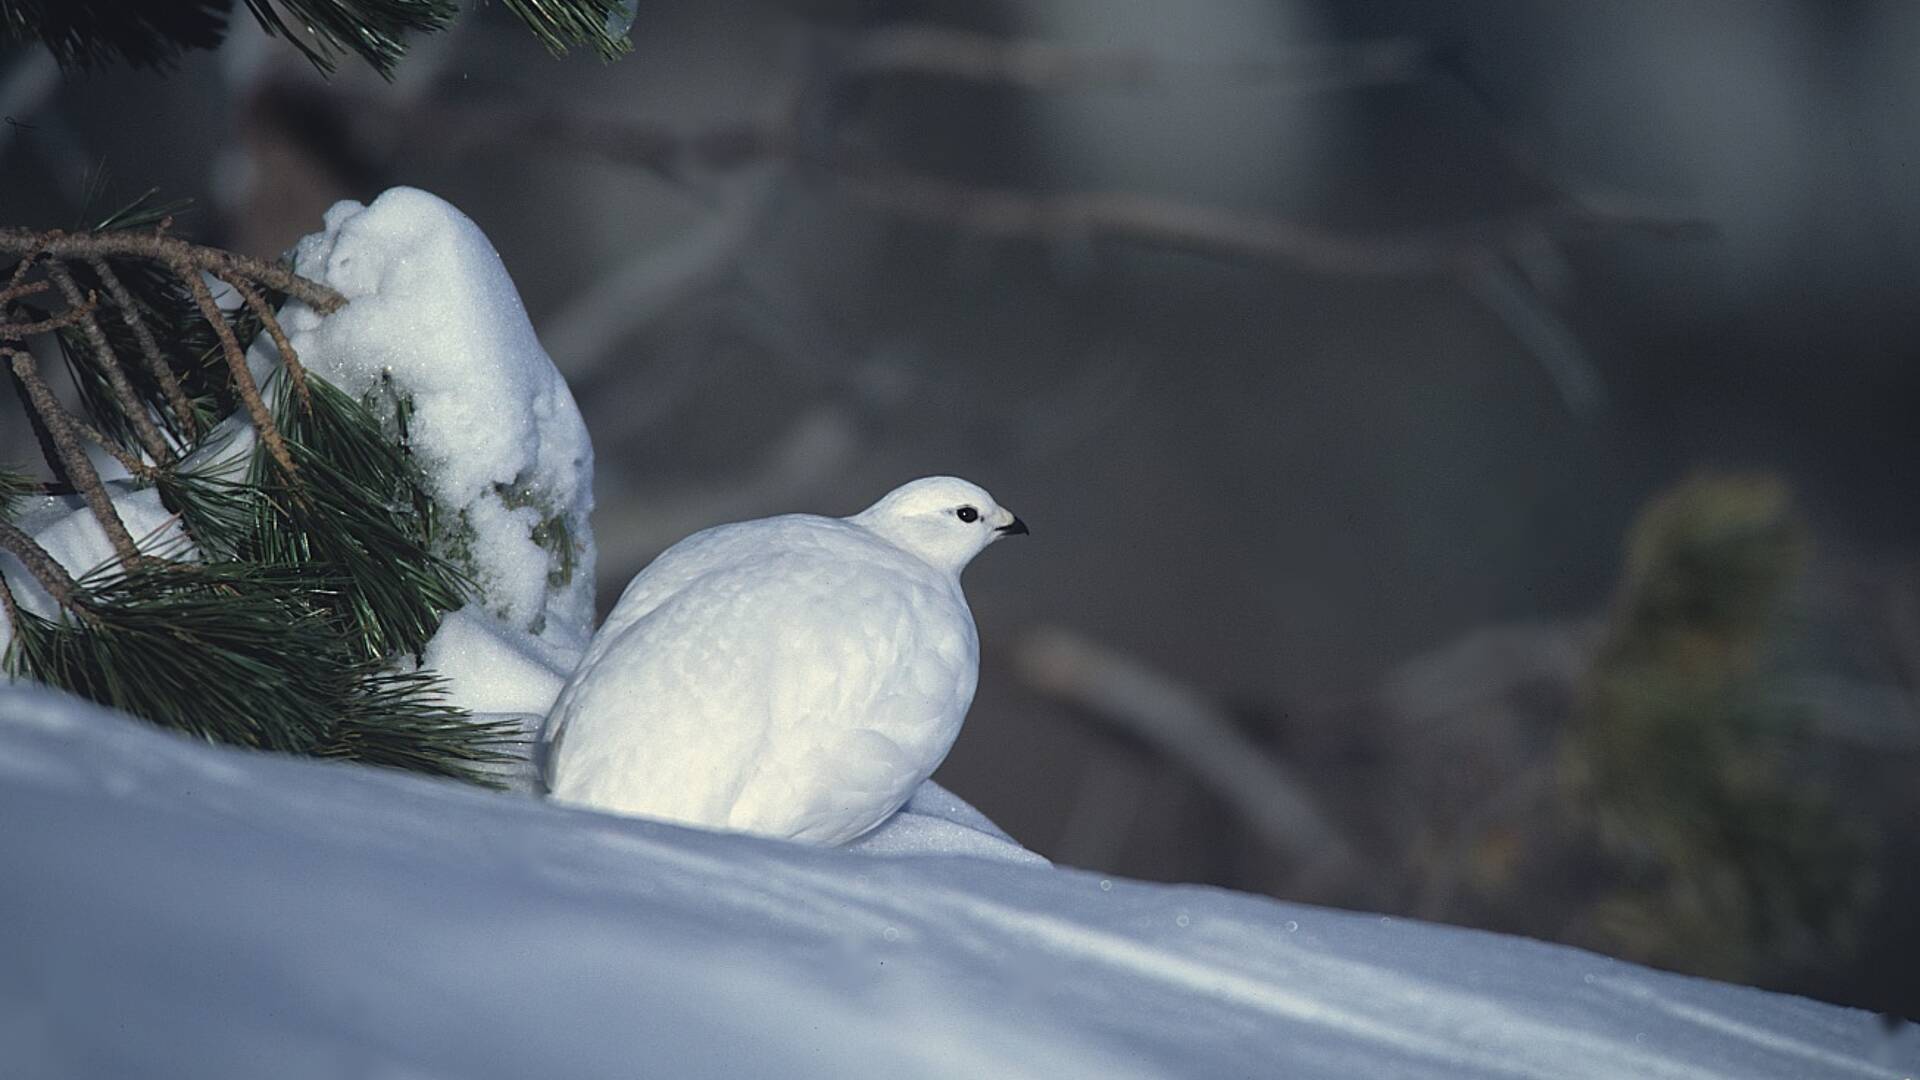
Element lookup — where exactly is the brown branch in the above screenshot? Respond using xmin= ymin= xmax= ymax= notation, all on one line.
xmin=0 ymin=562 xmax=16 ymax=630
xmin=0 ymin=277 xmax=51 ymax=306
xmin=6 ymin=356 xmax=68 ymax=489
xmin=230 ymin=276 xmax=310 ymax=412
xmin=44 ymin=261 xmax=174 ymax=465
xmin=0 ymin=228 xmax=346 ymax=314
xmin=68 ymin=417 xmax=159 ymax=482
xmin=170 ymin=261 xmax=297 ymax=479
xmin=0 ymin=298 xmax=98 ymax=337
xmin=1014 ymin=625 xmax=1364 ymax=893
xmin=837 ymin=169 xmax=1709 ymax=277
xmin=0 ymin=517 xmax=81 ymax=611
xmin=3 ymin=347 xmax=140 ymax=567
xmin=88 ymin=257 xmax=200 ymax=437
xmin=844 ymin=26 xmax=1431 ymax=95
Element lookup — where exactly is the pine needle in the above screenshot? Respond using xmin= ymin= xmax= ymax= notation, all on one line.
xmin=4 ymin=561 xmax=350 ymax=753
xmin=239 ymin=0 xmax=459 ymax=78
xmin=0 ymin=0 xmax=230 ymax=72
xmin=0 ymin=464 xmax=32 ymax=519
xmin=318 ymin=668 xmax=517 ymax=787
xmin=501 ymin=0 xmax=633 ymax=60
xmin=249 ymin=372 xmax=469 ymax=661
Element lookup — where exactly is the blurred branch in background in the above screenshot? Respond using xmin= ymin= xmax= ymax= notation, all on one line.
xmin=842 ymin=26 xmax=1432 ymax=94
xmin=272 ymin=19 xmax=1713 ymax=422
xmin=1015 ymin=625 xmax=1365 ymax=902
xmin=327 ymin=24 xmax=1710 ymax=275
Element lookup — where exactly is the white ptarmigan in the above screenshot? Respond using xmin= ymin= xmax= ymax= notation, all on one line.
xmin=542 ymin=477 xmax=1027 ymax=845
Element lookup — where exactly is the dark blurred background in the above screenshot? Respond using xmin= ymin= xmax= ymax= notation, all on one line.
xmin=4 ymin=0 xmax=1916 ymax=1018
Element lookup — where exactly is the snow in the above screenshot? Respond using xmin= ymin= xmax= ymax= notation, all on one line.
xmin=2 ymin=684 xmax=1912 ymax=1080
xmin=546 ymin=477 xmax=1021 ymax=846
xmin=418 ymin=606 xmax=574 ymax=716
xmin=273 ymin=187 xmax=598 ymax=654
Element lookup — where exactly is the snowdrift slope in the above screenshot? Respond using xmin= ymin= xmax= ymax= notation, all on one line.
xmin=1 ymin=686 xmax=1912 ymax=1079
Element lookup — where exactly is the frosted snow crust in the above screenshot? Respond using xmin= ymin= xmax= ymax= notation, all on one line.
xmin=2 ymin=684 xmax=1912 ymax=1080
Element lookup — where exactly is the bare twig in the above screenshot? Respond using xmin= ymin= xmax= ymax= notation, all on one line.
xmin=45 ymin=261 xmax=174 ymax=464
xmin=0 ymin=517 xmax=81 ymax=610
xmin=170 ymin=260 xmax=297 ymax=478
xmin=0 ymin=298 xmax=97 ymax=337
xmin=3 ymin=346 xmax=140 ymax=567
xmin=0 ymin=228 xmax=345 ymax=314
xmin=1014 ymin=625 xmax=1363 ymax=891
xmin=539 ymin=169 xmax=786 ymax=380
xmin=230 ymin=276 xmax=310 ymax=411
xmin=844 ymin=26 xmax=1431 ymax=95
xmin=67 ymin=416 xmax=159 ymax=481
xmin=0 ymin=276 xmax=51 ymax=306
xmin=88 ymin=257 xmax=199 ymax=436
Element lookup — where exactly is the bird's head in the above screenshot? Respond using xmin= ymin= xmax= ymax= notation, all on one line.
xmin=849 ymin=476 xmax=1028 ymax=575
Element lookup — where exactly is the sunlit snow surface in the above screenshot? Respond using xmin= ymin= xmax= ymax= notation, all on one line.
xmin=2 ymin=687 xmax=1912 ymax=1080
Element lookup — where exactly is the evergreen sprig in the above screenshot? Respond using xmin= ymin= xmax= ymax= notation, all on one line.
xmin=318 ymin=668 xmax=519 ymax=784
xmin=240 ymin=0 xmax=458 ymax=78
xmin=3 ymin=559 xmax=514 ymax=786
xmin=249 ymin=373 xmax=470 ymax=661
xmin=2 ymin=212 xmax=515 ymax=787
xmin=502 ymin=0 xmax=633 ymax=61
xmin=0 ymin=0 xmax=228 ymax=72
xmin=0 ymin=464 xmax=33 ymax=518
xmin=1 ymin=0 xmax=633 ymax=77
xmin=4 ymin=560 xmax=350 ymax=753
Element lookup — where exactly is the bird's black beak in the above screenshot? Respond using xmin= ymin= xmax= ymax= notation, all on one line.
xmin=996 ymin=516 xmax=1030 ymax=537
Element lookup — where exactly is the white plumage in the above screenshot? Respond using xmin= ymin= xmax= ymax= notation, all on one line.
xmin=543 ymin=477 xmax=1026 ymax=845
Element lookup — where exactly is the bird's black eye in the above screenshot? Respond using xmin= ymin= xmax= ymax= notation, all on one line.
xmin=955 ymin=506 xmax=980 ymax=523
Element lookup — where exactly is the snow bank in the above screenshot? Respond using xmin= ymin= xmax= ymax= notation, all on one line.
xmin=274 ymin=187 xmax=597 ymax=655
xmin=2 ymin=685 xmax=1911 ymax=1080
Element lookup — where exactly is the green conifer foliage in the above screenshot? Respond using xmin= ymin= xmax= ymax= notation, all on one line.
xmin=0 ymin=206 xmax=515 ymax=787
xmin=0 ymin=0 xmax=631 ymax=77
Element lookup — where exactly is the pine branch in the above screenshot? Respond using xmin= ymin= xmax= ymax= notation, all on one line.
xmin=2 ymin=346 xmax=141 ymax=567
xmin=239 ymin=0 xmax=457 ymax=79
xmin=171 ymin=253 xmax=299 ymax=478
xmin=0 ymin=516 xmax=80 ymax=607
xmin=232 ymin=277 xmax=310 ymax=410
xmin=0 ymin=0 xmax=228 ymax=73
xmin=2 ymin=0 xmax=632 ymax=78
xmin=500 ymin=0 xmax=632 ymax=61
xmin=0 ymin=464 xmax=34 ymax=519
xmin=249 ymin=374 xmax=470 ymax=662
xmin=8 ymin=560 xmax=350 ymax=753
xmin=0 ymin=211 xmax=510 ymax=786
xmin=87 ymin=257 xmax=201 ymax=438
xmin=318 ymin=669 xmax=517 ymax=786
xmin=45 ymin=260 xmax=175 ymax=464
xmin=0 ymin=227 xmax=347 ymax=314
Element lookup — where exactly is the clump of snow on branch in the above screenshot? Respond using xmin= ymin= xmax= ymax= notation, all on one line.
xmin=270 ymin=187 xmax=597 ymax=654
